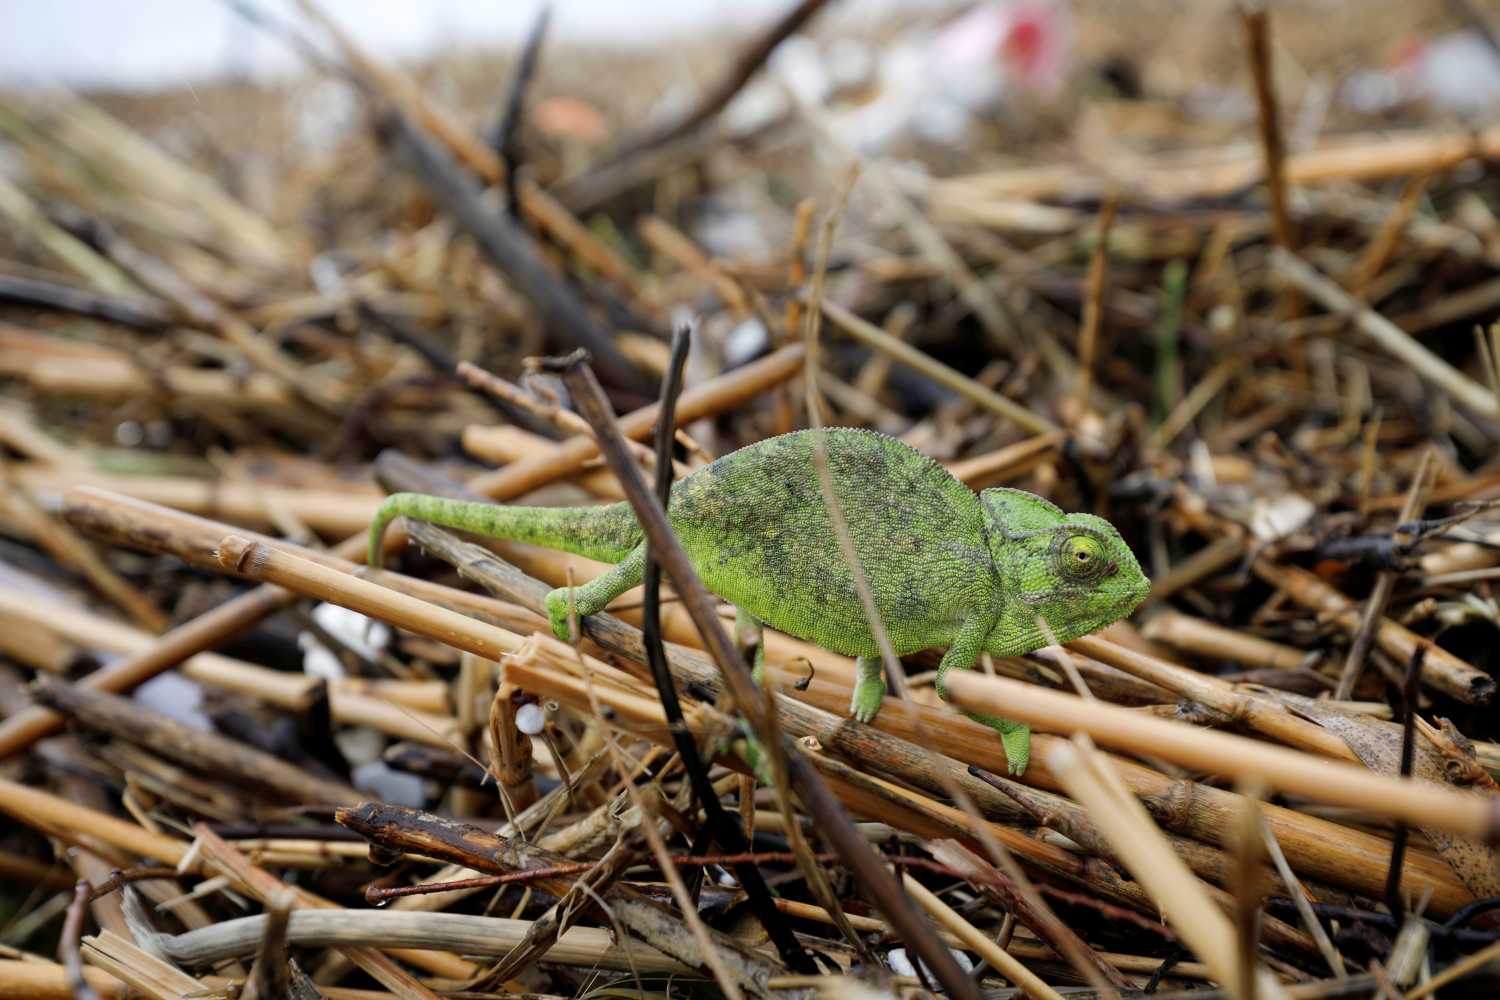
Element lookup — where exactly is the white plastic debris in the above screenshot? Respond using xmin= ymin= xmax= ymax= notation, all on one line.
xmin=887 ymin=945 xmax=975 ymax=980
xmin=298 ymin=602 xmax=389 ymax=682
xmin=134 ymin=671 xmax=213 ymax=731
xmin=352 ymin=761 xmax=426 ymax=808
xmin=1249 ymin=492 xmax=1316 ymax=543
xmin=1403 ymin=31 xmax=1500 ymax=116
xmin=724 ymin=317 xmax=770 ymax=369
xmin=1342 ymin=31 xmax=1500 ymax=117
xmin=837 ymin=1 xmax=1073 ymax=153
xmin=293 ymin=78 xmax=360 ymax=154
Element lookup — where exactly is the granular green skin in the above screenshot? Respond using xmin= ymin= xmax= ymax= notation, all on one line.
xmin=370 ymin=428 xmax=1150 ymax=774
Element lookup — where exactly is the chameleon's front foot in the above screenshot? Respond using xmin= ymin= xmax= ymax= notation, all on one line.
xmin=850 ymin=656 xmax=887 ymax=724
xmin=544 ymin=588 xmax=577 ymax=642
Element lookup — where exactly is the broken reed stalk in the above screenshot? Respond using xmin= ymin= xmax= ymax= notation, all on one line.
xmin=1231 ymin=787 xmax=1270 ymax=1000
xmin=545 ymin=352 xmax=981 ymax=1000
xmin=1242 ymin=6 xmax=1294 ymax=255
xmin=0 ymin=959 xmax=130 ymax=999
xmin=1074 ymin=196 xmax=1118 ymax=415
xmin=0 ymin=479 xmax=168 ymax=632
xmin=1067 ymin=635 xmax=1357 ymax=762
xmin=943 ymin=672 xmax=1500 ymax=841
xmin=0 ymin=343 xmax=805 ymax=762
xmin=1336 ymin=450 xmax=1433 ymax=699
xmin=1049 ymin=738 xmax=1290 ymax=1000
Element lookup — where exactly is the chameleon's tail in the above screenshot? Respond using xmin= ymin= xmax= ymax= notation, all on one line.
xmin=368 ymin=493 xmax=641 ymax=568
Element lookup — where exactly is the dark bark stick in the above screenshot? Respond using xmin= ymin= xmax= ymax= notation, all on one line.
xmin=33 ymin=679 xmax=363 ymax=807
xmin=382 ymin=108 xmax=646 ymax=394
xmin=0 ymin=273 xmax=170 ymax=329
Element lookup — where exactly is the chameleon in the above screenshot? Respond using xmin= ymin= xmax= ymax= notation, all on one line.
xmin=368 ymin=428 xmax=1150 ymax=775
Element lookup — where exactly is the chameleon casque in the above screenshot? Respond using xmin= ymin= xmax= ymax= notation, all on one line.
xmin=369 ymin=428 xmax=1150 ymax=774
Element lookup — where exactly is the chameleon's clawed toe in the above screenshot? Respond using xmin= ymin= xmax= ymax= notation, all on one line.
xmin=849 ymin=676 xmax=886 ymax=724
xmin=1001 ymin=728 xmax=1032 ymax=777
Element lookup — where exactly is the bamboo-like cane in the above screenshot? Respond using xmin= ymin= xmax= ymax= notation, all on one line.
xmin=944 ymin=672 xmax=1500 ymax=841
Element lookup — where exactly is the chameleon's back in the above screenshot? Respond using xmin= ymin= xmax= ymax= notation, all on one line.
xmin=667 ymin=428 xmax=993 ymax=658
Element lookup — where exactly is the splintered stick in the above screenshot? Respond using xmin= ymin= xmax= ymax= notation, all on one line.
xmin=943 ymin=672 xmax=1500 ymax=842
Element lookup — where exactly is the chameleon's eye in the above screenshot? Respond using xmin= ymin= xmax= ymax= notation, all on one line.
xmin=1059 ymin=534 xmax=1107 ymax=580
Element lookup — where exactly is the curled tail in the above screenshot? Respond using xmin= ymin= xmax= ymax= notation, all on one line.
xmin=368 ymin=493 xmax=641 ymax=568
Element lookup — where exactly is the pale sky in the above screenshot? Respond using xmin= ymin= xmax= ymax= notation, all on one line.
xmin=0 ymin=0 xmax=939 ymax=91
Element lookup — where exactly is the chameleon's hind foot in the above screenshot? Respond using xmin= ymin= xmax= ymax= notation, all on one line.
xmin=849 ymin=656 xmax=886 ymax=724
xmin=999 ymin=723 xmax=1031 ymax=776
xmin=544 ymin=588 xmax=576 ymax=642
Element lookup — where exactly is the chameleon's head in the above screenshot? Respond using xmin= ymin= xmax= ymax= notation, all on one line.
xmin=979 ymin=488 xmax=1150 ymax=653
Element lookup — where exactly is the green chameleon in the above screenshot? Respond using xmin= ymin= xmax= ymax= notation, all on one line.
xmin=369 ymin=428 xmax=1149 ymax=774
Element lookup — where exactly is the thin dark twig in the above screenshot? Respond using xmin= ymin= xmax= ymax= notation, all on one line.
xmin=63 ymin=880 xmax=102 ymax=1000
xmin=1266 ymin=898 xmax=1500 ymax=947
xmin=490 ymin=3 xmax=552 ymax=214
xmin=1384 ymin=646 xmax=1425 ymax=924
xmin=0 ymin=274 xmax=170 ymax=329
xmin=544 ymin=349 xmax=981 ymax=1000
xmin=1441 ymin=896 xmax=1500 ymax=932
xmin=600 ymin=0 xmax=831 ymax=163
xmin=86 ymin=867 xmax=185 ymax=902
xmin=648 ymin=326 xmax=714 ymax=905
xmin=1337 ymin=451 xmax=1432 ymax=699
xmin=1145 ymin=947 xmax=1192 ymax=994
xmin=637 ymin=324 xmax=813 ymax=971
